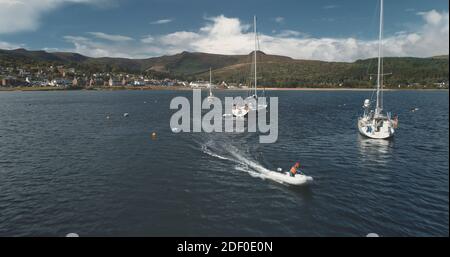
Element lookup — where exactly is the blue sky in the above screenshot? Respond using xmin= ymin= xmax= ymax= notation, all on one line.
xmin=0 ymin=0 xmax=448 ymax=61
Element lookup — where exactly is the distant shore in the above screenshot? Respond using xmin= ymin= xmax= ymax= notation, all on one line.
xmin=0 ymin=86 xmax=448 ymax=92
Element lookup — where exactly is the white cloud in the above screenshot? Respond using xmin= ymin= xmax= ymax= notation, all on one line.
xmin=276 ymin=30 xmax=309 ymax=38
xmin=419 ymin=9 xmax=444 ymax=25
xmin=150 ymin=19 xmax=173 ymax=25
xmin=0 ymin=40 xmax=24 ymax=49
xmin=141 ymin=35 xmax=154 ymax=44
xmin=160 ymin=31 xmax=200 ymax=45
xmin=64 ymin=35 xmax=90 ymax=42
xmin=88 ymin=32 xmax=133 ymax=42
xmin=273 ymin=17 xmax=285 ymax=24
xmin=63 ymin=35 xmax=131 ymax=57
xmin=0 ymin=0 xmax=113 ymax=34
xmin=43 ymin=47 xmax=60 ymax=52
xmin=63 ymin=11 xmax=449 ymax=61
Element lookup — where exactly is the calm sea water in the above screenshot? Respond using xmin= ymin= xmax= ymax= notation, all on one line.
xmin=0 ymin=90 xmax=448 ymax=236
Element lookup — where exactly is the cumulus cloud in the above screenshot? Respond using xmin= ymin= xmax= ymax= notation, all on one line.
xmin=63 ymin=11 xmax=449 ymax=61
xmin=0 ymin=40 xmax=24 ymax=49
xmin=63 ymin=35 xmax=134 ymax=57
xmin=383 ymin=10 xmax=449 ymax=58
xmin=0 ymin=0 xmax=113 ymax=34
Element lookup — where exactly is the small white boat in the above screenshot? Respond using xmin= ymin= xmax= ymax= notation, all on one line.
xmin=266 ymin=171 xmax=313 ymax=186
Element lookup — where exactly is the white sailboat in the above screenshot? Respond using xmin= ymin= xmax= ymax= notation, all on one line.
xmin=207 ymin=67 xmax=215 ymax=103
xmin=232 ymin=16 xmax=267 ymax=118
xmin=358 ymin=0 xmax=398 ymax=139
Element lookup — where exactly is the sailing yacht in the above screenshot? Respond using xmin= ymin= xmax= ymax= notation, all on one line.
xmin=358 ymin=0 xmax=398 ymax=139
xmin=232 ymin=16 xmax=267 ymax=118
xmin=207 ymin=67 xmax=215 ymax=103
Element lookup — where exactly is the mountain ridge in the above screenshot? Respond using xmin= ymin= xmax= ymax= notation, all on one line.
xmin=0 ymin=48 xmax=448 ymax=87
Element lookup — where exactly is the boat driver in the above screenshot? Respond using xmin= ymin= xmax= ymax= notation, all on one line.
xmin=290 ymin=162 xmax=301 ymax=177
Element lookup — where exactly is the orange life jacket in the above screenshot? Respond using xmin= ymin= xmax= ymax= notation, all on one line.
xmin=290 ymin=167 xmax=297 ymax=174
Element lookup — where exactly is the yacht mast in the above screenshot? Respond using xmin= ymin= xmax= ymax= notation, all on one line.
xmin=376 ymin=0 xmax=384 ymax=115
xmin=254 ymin=15 xmax=258 ymax=97
xmin=209 ymin=67 xmax=212 ymax=96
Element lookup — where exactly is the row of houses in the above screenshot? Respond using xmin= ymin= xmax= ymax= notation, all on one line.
xmin=107 ymin=77 xmax=184 ymax=87
xmin=1 ymin=64 xmax=241 ymax=88
xmin=189 ymin=81 xmax=231 ymax=88
xmin=1 ymin=75 xmax=233 ymax=88
xmin=1 ymin=76 xmax=77 ymax=88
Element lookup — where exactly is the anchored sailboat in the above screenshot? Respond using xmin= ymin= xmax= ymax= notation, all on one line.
xmin=207 ymin=67 xmax=214 ymax=102
xmin=232 ymin=16 xmax=267 ymax=118
xmin=358 ymin=0 xmax=398 ymax=139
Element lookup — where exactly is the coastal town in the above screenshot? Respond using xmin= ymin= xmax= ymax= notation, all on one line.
xmin=0 ymin=64 xmax=239 ymax=90
xmin=0 ymin=62 xmax=448 ymax=90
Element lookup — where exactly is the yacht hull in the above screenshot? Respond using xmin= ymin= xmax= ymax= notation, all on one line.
xmin=358 ymin=117 xmax=395 ymax=139
xmin=231 ymin=104 xmax=267 ymax=118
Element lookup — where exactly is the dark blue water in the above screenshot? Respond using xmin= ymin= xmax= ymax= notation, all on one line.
xmin=0 ymin=90 xmax=448 ymax=236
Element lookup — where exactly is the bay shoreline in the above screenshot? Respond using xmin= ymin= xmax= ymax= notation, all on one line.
xmin=0 ymin=86 xmax=447 ymax=92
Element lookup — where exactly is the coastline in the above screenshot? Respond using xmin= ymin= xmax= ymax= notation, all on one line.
xmin=0 ymin=86 xmax=448 ymax=92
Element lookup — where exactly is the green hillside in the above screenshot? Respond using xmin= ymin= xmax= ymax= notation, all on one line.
xmin=195 ymin=55 xmax=449 ymax=88
xmin=0 ymin=48 xmax=448 ymax=88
